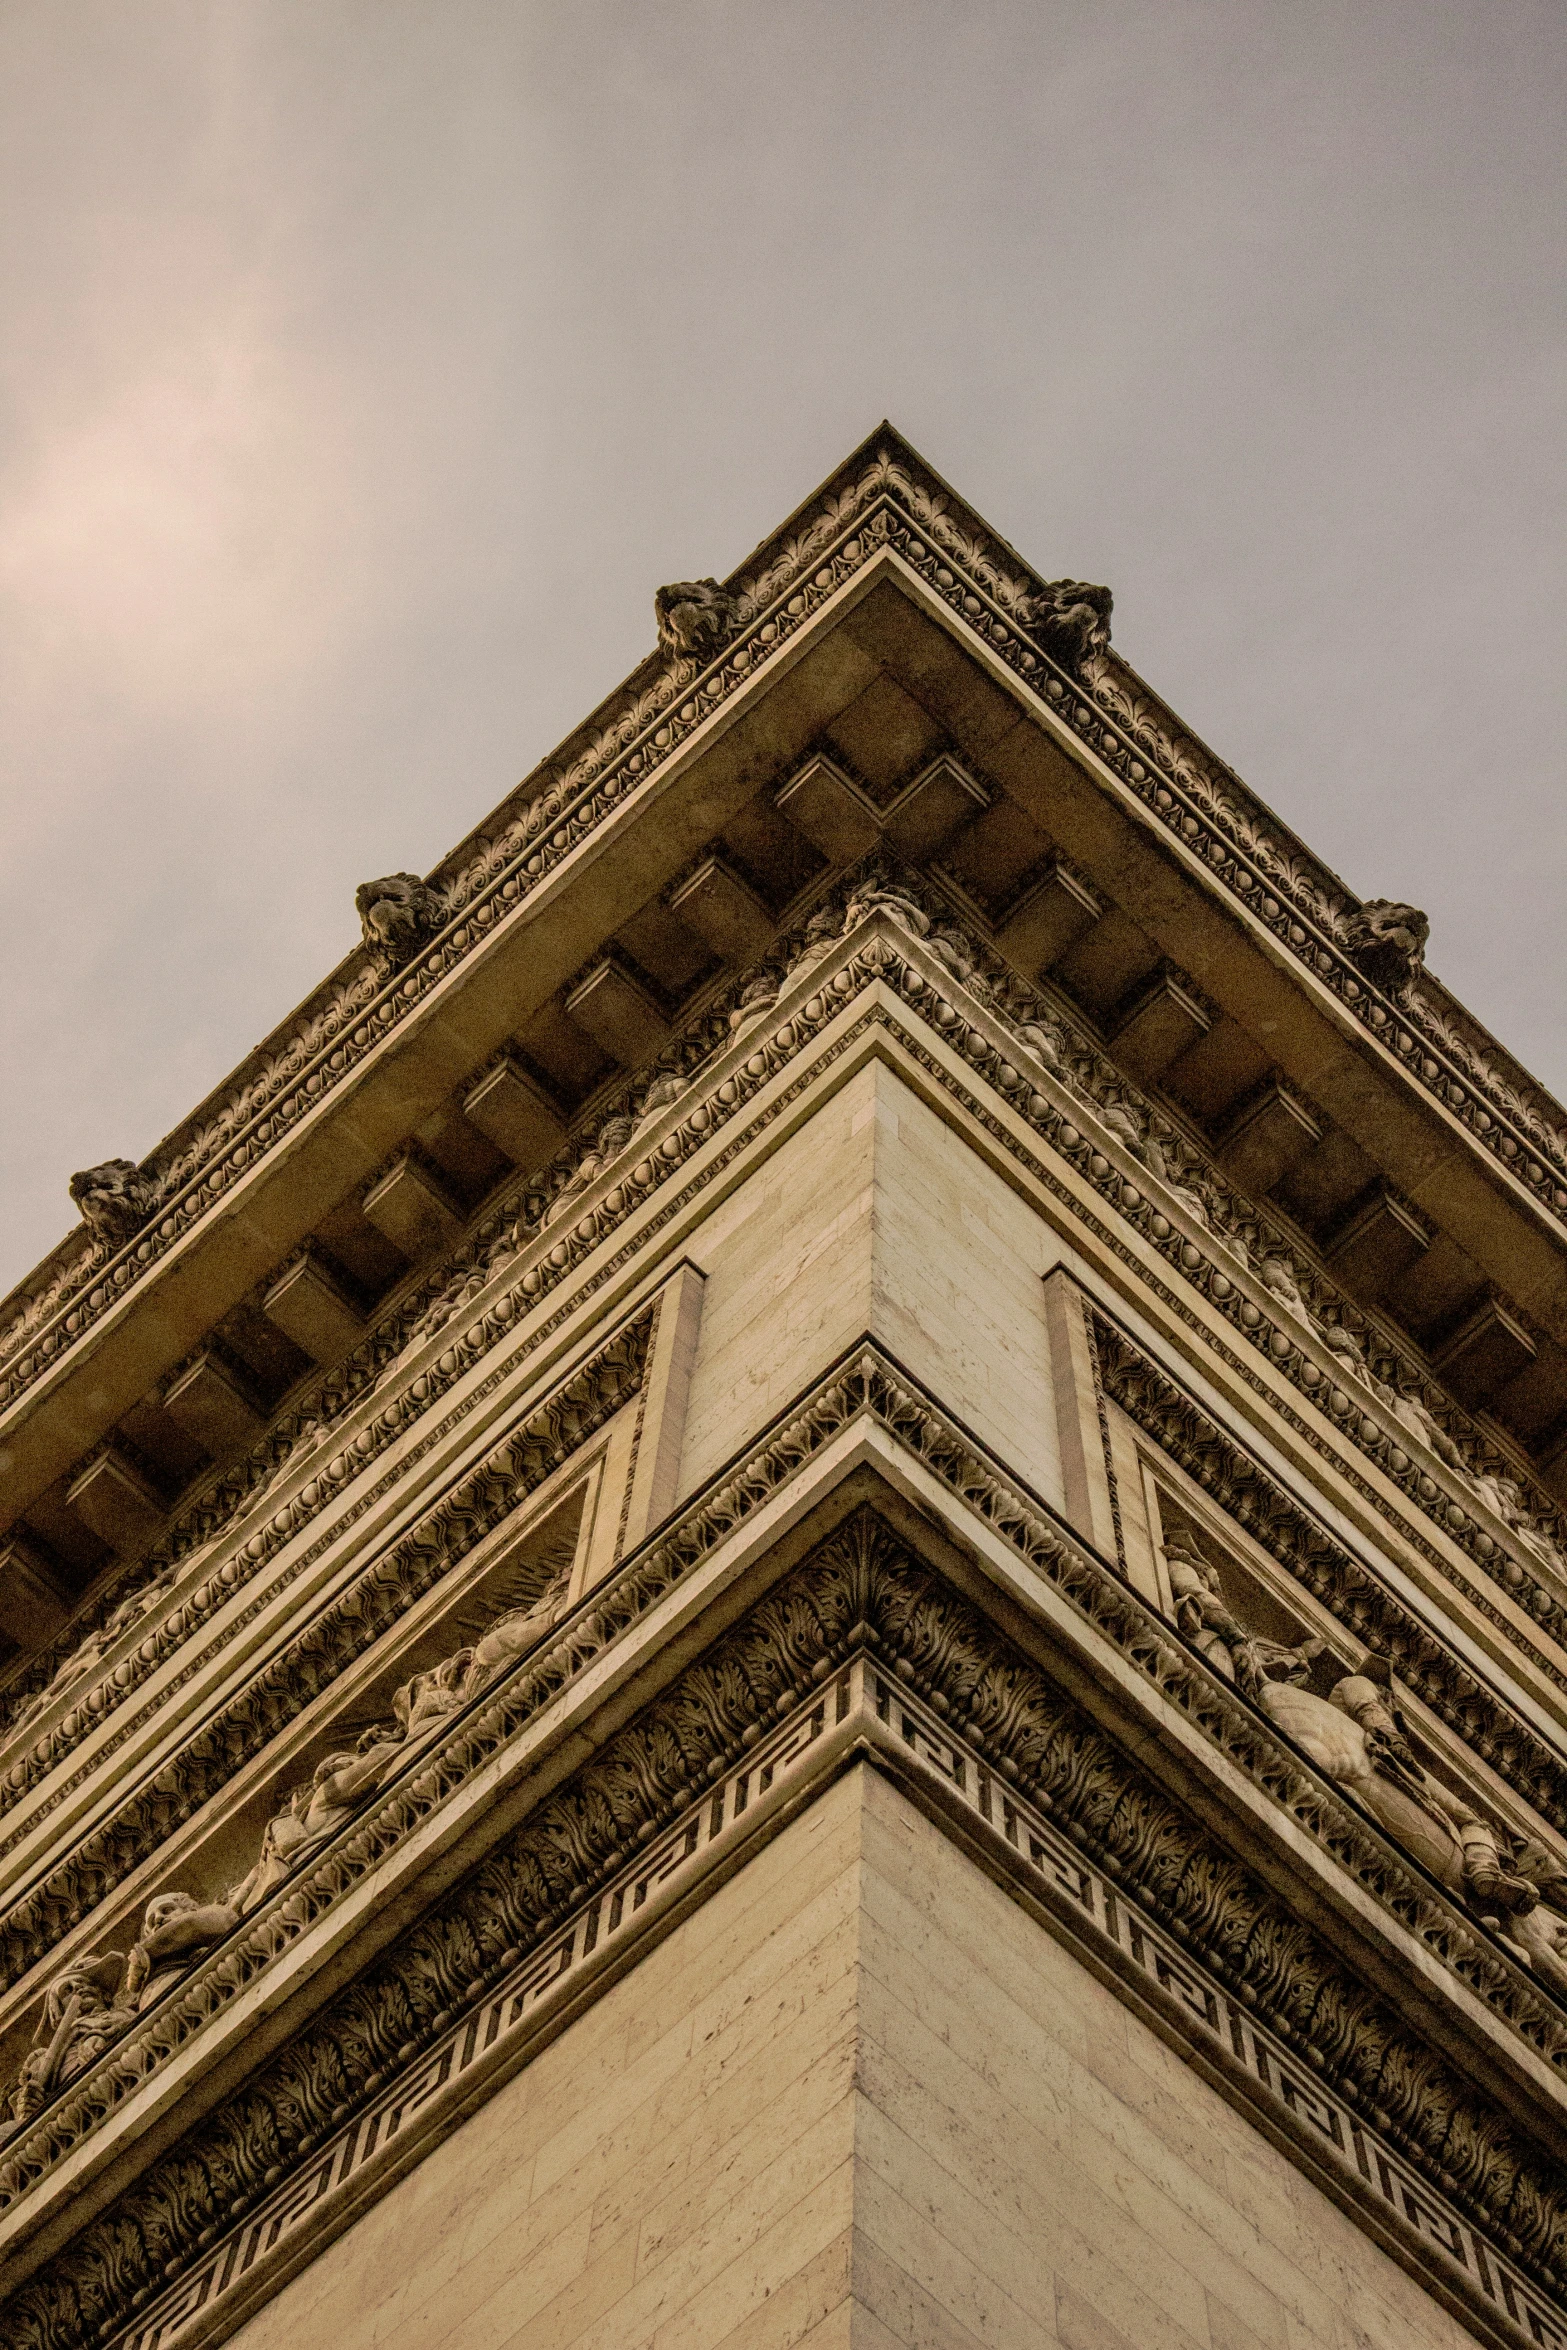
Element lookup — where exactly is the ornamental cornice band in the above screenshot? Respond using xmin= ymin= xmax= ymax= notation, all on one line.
xmin=86 ymin=1673 xmax=1567 ymax=2350
xmin=9 ymin=886 xmax=1567 ymax=1818
xmin=6 ymin=434 xmax=1567 ymax=1414
xmin=7 ymin=1345 xmax=1567 ymax=2215
xmin=3 ymin=1517 xmax=1566 ymax=2350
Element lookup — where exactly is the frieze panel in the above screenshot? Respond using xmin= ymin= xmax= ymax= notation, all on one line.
xmin=0 ymin=1308 xmax=655 ymax=1994
xmin=8 ymin=882 xmax=1567 ymax=1860
xmin=7 ymin=1354 xmax=1567 ymax=2227
xmin=3 ymin=1520 xmax=1566 ymax=2350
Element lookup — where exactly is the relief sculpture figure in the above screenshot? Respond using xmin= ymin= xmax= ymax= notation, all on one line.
xmin=4 ymin=1959 xmax=138 ymax=2131
xmin=122 ymin=1893 xmax=240 ymax=2011
xmin=1163 ymin=1530 xmax=1544 ymax=1932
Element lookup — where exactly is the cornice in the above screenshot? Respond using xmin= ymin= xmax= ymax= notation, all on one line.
xmin=6 ymin=431 xmax=1567 ymax=1425
xmin=8 ymin=897 xmax=1567 ymax=1857
xmin=3 ymin=1514 xmax=1567 ymax=2350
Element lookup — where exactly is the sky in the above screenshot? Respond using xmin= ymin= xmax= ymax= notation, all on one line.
xmin=0 ymin=0 xmax=1562 ymax=1299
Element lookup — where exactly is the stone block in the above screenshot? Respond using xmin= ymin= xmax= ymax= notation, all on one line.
xmin=776 ymin=755 xmax=883 ymax=864
xmin=1219 ymin=1080 xmax=1322 ymax=1198
xmin=362 ymin=1154 xmax=465 ymax=1261
xmin=566 ymin=956 xmax=671 ymax=1066
xmin=65 ymin=1445 xmax=165 ymax=1553
xmin=668 ymin=859 xmax=775 ymax=965
xmin=1110 ymin=967 xmax=1211 ymax=1083
xmin=1323 ymin=1185 xmax=1430 ymax=1302
xmin=0 ymin=1533 xmax=71 ymax=1645
xmin=262 ymin=1252 xmax=364 ymax=1363
xmin=162 ymin=1350 xmax=265 ymax=1457
xmin=993 ymin=859 xmax=1102 ymax=975
xmin=1433 ymin=1293 xmax=1536 ymax=1407
xmin=463 ymin=1056 xmax=566 ymax=1169
xmin=881 ymin=756 xmax=987 ymax=865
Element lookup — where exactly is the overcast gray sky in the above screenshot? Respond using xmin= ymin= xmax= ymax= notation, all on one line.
xmin=1 ymin=1 xmax=1562 ymax=1298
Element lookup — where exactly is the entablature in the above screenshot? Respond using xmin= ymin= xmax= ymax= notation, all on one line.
xmin=7 ymin=424 xmax=1567 ymax=1708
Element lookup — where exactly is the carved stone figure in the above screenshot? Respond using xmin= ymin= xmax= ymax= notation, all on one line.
xmin=631 ymin=1066 xmax=690 ymax=1137
xmin=1342 ymin=899 xmax=1429 ymax=996
xmin=1027 ymin=577 xmax=1113 ymax=668
xmin=1364 ymin=1367 xmax=1465 ymax=1468
xmin=548 ymin=1114 xmax=637 ymax=1221
xmin=393 ymin=1652 xmax=472 ymax=1737
xmin=842 ymin=879 xmax=930 ymax=938
xmin=355 ymin=873 xmax=443 ymax=966
xmin=296 ymin=1730 xmax=407 ymax=1844
xmin=926 ymin=921 xmax=980 ymax=987
xmin=464 ymin=1574 xmax=572 ymax=1694
xmin=1255 ymin=1648 xmax=1535 ymax=1925
xmin=1466 ymin=1471 xmax=1566 ymax=1575
xmin=727 ymin=972 xmax=781 ymax=1038
xmin=68 ymin=1159 xmax=154 ymax=1244
xmin=122 ymin=1891 xmax=240 ymax=2011
xmin=11 ymin=1570 xmax=176 ymax=1735
xmin=1096 ymin=1101 xmax=1222 ymax=1232
xmin=1162 ymin=1530 xmax=1322 ymax=1700
xmin=6 ymin=1957 xmax=137 ymax=2128
xmin=1011 ymin=1013 xmax=1066 ymax=1076
xmin=1499 ymin=1838 xmax=1567 ymax=1994
xmin=1259 ymin=1255 xmax=1306 ymax=1312
xmin=227 ymin=1787 xmax=319 ymax=1914
xmin=784 ymin=905 xmax=844 ymax=984
xmin=410 ymin=1265 xmax=489 ymax=1348
xmin=1099 ymin=1100 xmax=1155 ymax=1166
xmin=653 ymin=578 xmax=737 ymax=659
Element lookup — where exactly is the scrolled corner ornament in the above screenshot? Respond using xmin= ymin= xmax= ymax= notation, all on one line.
xmin=1026 ymin=576 xmax=1113 ymax=670
xmin=1341 ymin=897 xmax=1429 ymax=997
xmin=653 ymin=576 xmax=737 ymax=661
xmin=354 ymin=872 xmax=444 ymax=970
xmin=67 ymin=1159 xmax=154 ymax=1245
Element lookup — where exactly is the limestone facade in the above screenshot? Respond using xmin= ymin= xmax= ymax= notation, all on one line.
xmin=1 ymin=428 xmax=1565 ymax=2350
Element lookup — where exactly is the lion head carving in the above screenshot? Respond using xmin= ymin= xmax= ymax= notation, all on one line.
xmin=654 ymin=578 xmax=737 ymax=660
xmin=1027 ymin=577 xmax=1113 ymax=668
xmin=68 ymin=1159 xmax=154 ymax=1244
xmin=1342 ymin=899 xmax=1429 ymax=996
xmin=355 ymin=873 xmax=443 ymax=966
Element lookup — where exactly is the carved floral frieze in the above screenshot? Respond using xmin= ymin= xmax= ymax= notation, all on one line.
xmin=4 ymin=1515 xmax=1567 ymax=2350
xmin=7 ymin=1344 xmax=1567 ymax=2226
xmin=7 ymin=874 xmax=1567 ymax=1866
xmin=6 ymin=440 xmax=1567 ymax=1426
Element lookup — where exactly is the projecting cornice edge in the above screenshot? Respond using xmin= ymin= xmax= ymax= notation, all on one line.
xmin=4 ymin=425 xmax=1563 ymax=1419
